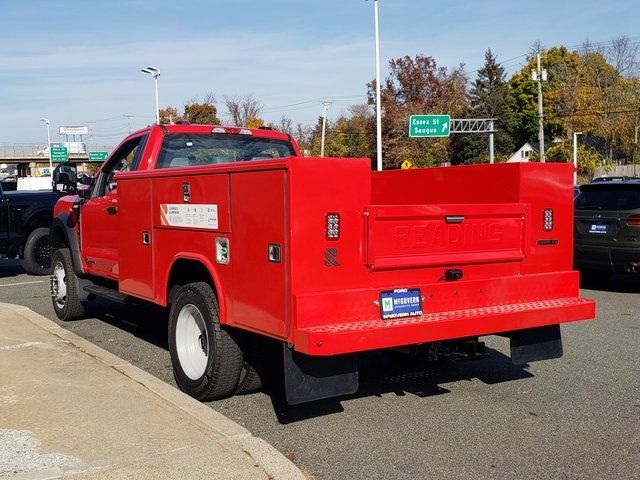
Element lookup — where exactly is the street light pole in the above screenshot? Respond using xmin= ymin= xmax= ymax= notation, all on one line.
xmin=373 ymin=0 xmax=383 ymax=171
xmin=40 ymin=118 xmax=52 ymax=174
xmin=573 ymin=132 xmax=582 ymax=185
xmin=141 ymin=66 xmax=161 ymax=124
xmin=533 ymin=52 xmax=547 ymax=162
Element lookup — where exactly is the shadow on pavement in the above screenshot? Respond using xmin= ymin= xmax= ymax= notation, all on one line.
xmin=83 ymin=298 xmax=169 ymax=350
xmin=61 ymin=289 xmax=534 ymax=424
xmin=267 ymin=348 xmax=532 ymax=424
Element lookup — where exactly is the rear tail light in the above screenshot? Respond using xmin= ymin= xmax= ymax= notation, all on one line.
xmin=326 ymin=213 xmax=340 ymax=239
xmin=627 ymin=214 xmax=640 ymax=226
xmin=542 ymin=209 xmax=554 ymax=231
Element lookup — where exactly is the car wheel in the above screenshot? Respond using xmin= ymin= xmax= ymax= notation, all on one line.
xmin=21 ymin=227 xmax=51 ymax=275
xmin=50 ymin=248 xmax=86 ymax=321
xmin=169 ymin=282 xmax=243 ymax=401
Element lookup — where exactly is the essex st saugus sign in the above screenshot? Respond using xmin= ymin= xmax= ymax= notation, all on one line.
xmin=408 ymin=114 xmax=451 ymax=138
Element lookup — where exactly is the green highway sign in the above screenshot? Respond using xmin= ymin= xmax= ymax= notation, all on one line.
xmin=50 ymin=146 xmax=69 ymax=163
xmin=409 ymin=114 xmax=451 ymax=138
xmin=88 ymin=151 xmax=109 ymax=162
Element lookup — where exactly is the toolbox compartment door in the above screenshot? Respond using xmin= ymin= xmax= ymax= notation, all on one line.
xmin=231 ymin=170 xmax=288 ymax=338
xmin=118 ymin=178 xmax=155 ymax=299
xmin=365 ymin=203 xmax=526 ymax=270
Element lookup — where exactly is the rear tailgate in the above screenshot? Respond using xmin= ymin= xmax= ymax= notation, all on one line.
xmin=365 ymin=203 xmax=525 ymax=270
xmin=289 ymin=160 xmax=594 ymax=355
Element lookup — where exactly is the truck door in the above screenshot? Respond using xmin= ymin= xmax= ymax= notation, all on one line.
xmin=231 ymin=170 xmax=288 ymax=338
xmin=81 ymin=135 xmax=147 ymax=279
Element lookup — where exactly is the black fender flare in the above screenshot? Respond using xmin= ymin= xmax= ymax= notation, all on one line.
xmin=50 ymin=213 xmax=84 ymax=277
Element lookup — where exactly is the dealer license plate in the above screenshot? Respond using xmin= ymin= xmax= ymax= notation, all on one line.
xmin=589 ymin=224 xmax=607 ymax=234
xmin=379 ymin=288 xmax=423 ymax=320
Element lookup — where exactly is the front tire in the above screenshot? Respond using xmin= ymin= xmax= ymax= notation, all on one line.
xmin=50 ymin=248 xmax=86 ymax=321
xmin=169 ymin=282 xmax=243 ymax=401
xmin=21 ymin=227 xmax=51 ymax=275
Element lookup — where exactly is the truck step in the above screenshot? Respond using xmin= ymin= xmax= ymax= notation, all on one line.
xmin=295 ymin=297 xmax=595 ymax=356
xmin=83 ymin=285 xmax=139 ymax=305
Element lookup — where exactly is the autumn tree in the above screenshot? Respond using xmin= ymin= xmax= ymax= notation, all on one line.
xmin=224 ymin=94 xmax=263 ymax=127
xmin=159 ymin=106 xmax=179 ymax=125
xmin=367 ymin=55 xmax=468 ymax=168
xmin=322 ymin=104 xmax=376 ymax=161
xmin=183 ymin=93 xmax=221 ymax=124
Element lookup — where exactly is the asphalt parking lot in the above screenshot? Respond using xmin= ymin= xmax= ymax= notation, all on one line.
xmin=1 ymin=258 xmax=638 ymax=480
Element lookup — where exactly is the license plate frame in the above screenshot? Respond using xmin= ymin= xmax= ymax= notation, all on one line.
xmin=379 ymin=288 xmax=423 ymax=320
xmin=589 ymin=223 xmax=607 ymax=234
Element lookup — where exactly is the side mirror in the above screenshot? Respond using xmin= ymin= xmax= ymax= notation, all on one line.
xmin=52 ymin=162 xmax=78 ymax=194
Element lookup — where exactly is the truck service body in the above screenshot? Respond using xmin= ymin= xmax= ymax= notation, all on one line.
xmin=50 ymin=124 xmax=595 ymax=404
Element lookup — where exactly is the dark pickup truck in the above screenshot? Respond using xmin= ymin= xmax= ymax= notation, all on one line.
xmin=0 ymin=184 xmax=59 ymax=275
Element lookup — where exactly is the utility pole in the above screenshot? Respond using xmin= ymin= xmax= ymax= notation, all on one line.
xmin=320 ymin=100 xmax=331 ymax=157
xmin=573 ymin=132 xmax=582 ymax=185
xmin=532 ymin=52 xmax=547 ymax=162
xmin=373 ymin=0 xmax=383 ymax=171
xmin=123 ymin=114 xmax=134 ymax=133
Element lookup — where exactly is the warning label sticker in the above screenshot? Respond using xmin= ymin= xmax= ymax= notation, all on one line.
xmin=160 ymin=204 xmax=218 ymax=230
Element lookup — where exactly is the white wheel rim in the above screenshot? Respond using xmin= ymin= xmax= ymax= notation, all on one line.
xmin=51 ymin=261 xmax=67 ymax=308
xmin=175 ymin=304 xmax=209 ymax=380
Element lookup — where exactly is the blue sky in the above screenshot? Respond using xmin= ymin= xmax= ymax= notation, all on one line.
xmin=0 ymin=0 xmax=637 ymax=146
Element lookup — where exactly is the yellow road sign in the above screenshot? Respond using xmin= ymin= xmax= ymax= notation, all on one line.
xmin=401 ymin=160 xmax=413 ymax=170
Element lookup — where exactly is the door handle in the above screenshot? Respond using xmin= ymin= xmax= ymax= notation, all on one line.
xmin=106 ymin=205 xmax=118 ymax=215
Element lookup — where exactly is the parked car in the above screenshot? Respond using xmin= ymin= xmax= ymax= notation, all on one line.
xmin=0 ymin=184 xmax=61 ymax=275
xmin=574 ymin=179 xmax=640 ymax=283
xmin=591 ymin=176 xmax=639 ymax=183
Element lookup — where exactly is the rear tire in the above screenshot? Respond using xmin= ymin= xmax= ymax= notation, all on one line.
xmin=21 ymin=227 xmax=51 ymax=275
xmin=169 ymin=282 xmax=243 ymax=401
xmin=50 ymin=248 xmax=86 ymax=321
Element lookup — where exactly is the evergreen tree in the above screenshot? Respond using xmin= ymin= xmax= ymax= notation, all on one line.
xmin=456 ymin=49 xmax=516 ymax=163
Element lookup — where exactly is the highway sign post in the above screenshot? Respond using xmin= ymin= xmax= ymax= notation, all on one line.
xmin=88 ymin=151 xmax=109 ymax=162
xmin=50 ymin=146 xmax=68 ymax=163
xmin=409 ymin=115 xmax=451 ymax=138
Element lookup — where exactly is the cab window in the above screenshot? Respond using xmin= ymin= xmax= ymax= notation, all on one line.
xmin=95 ymin=135 xmax=147 ymax=197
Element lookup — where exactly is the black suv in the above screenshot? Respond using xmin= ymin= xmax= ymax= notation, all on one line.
xmin=574 ymin=179 xmax=640 ymax=282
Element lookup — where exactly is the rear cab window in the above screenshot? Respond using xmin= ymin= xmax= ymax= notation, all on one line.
xmin=156 ymin=133 xmax=296 ymax=169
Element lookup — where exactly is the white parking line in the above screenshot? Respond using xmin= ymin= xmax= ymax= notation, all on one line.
xmin=0 ymin=280 xmax=45 ymax=287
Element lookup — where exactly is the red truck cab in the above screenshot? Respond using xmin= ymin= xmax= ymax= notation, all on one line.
xmin=50 ymin=124 xmax=595 ymax=404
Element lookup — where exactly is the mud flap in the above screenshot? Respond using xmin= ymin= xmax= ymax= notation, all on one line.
xmin=283 ymin=346 xmax=359 ymax=405
xmin=509 ymin=324 xmax=563 ymax=365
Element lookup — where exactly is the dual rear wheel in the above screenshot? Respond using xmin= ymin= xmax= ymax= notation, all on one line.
xmin=168 ymin=282 xmax=263 ymax=400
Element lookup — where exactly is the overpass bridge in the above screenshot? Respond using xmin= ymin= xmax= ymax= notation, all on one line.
xmin=0 ymin=144 xmax=113 ymax=165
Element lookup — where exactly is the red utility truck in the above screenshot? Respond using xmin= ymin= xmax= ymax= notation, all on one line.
xmin=50 ymin=124 xmax=595 ymax=404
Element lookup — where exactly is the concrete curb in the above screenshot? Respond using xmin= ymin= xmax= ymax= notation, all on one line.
xmin=9 ymin=304 xmax=305 ymax=480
